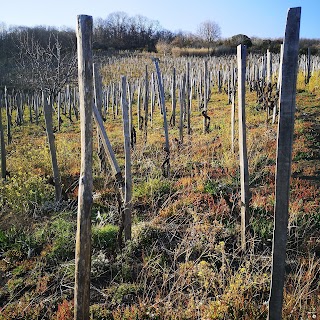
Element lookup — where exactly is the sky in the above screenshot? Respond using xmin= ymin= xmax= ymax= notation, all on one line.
xmin=0 ymin=0 xmax=319 ymax=39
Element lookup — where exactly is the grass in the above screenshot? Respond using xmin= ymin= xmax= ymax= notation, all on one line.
xmin=0 ymin=54 xmax=319 ymax=319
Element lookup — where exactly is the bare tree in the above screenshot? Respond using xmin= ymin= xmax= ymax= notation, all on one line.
xmin=197 ymin=20 xmax=221 ymax=53
xmin=13 ymin=28 xmax=77 ymax=94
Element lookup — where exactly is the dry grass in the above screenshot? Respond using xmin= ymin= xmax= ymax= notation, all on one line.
xmin=0 ymin=54 xmax=319 ymax=319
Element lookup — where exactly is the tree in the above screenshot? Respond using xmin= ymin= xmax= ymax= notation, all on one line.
xmin=13 ymin=27 xmax=77 ymax=94
xmin=197 ymin=20 xmax=221 ymax=52
xmin=228 ymin=34 xmax=252 ymax=48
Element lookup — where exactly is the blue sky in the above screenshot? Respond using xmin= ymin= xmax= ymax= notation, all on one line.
xmin=0 ymin=0 xmax=318 ymax=39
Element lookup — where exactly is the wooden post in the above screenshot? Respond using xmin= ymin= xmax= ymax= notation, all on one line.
xmin=121 ymin=76 xmax=132 ymax=241
xmin=57 ymin=92 xmax=61 ymax=132
xmin=202 ymin=60 xmax=210 ymax=133
xmin=218 ymin=70 xmax=222 ymax=93
xmin=137 ymin=82 xmax=141 ymax=130
xmin=93 ymin=63 xmax=105 ymax=173
xmin=0 ymin=94 xmax=6 ymax=180
xmin=179 ymin=75 xmax=186 ymax=144
xmin=4 ymin=87 xmax=11 ymax=145
xmin=74 ymin=15 xmax=93 ymax=320
xmin=305 ymin=47 xmax=311 ymax=84
xmin=153 ymin=58 xmax=170 ymax=177
xmin=144 ymin=65 xmax=149 ymax=143
xmin=267 ymin=49 xmax=272 ymax=84
xmin=186 ymin=62 xmax=191 ymax=135
xmin=171 ymin=67 xmax=176 ymax=126
xmin=273 ymin=44 xmax=284 ymax=124
xmin=150 ymin=72 xmax=155 ymax=126
xmin=231 ymin=90 xmax=236 ymax=153
xmin=127 ymin=81 xmax=135 ymax=148
xmin=268 ymin=7 xmax=301 ymax=320
xmin=237 ymin=44 xmax=250 ymax=251
xmin=153 ymin=58 xmax=170 ymax=152
xmin=43 ymin=92 xmax=62 ymax=202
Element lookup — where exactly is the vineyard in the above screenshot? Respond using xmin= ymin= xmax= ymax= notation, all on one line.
xmin=0 ymin=12 xmax=320 ymax=320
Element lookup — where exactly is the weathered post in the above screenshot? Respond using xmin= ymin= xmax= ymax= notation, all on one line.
xmin=0 ymin=94 xmax=6 ymax=180
xmin=237 ymin=44 xmax=250 ymax=251
xmin=121 ymin=76 xmax=132 ymax=241
xmin=74 ymin=15 xmax=93 ymax=320
xmin=4 ymin=87 xmax=11 ymax=145
xmin=153 ymin=58 xmax=170 ymax=177
xmin=57 ymin=91 xmax=61 ymax=132
xmin=144 ymin=65 xmax=149 ymax=143
xmin=268 ymin=7 xmax=301 ymax=320
xmin=218 ymin=70 xmax=222 ymax=93
xmin=203 ymin=60 xmax=209 ymax=133
xmin=179 ymin=75 xmax=186 ymax=144
xmin=137 ymin=82 xmax=141 ymax=130
xmin=267 ymin=49 xmax=272 ymax=84
xmin=273 ymin=44 xmax=284 ymax=124
xmin=171 ymin=67 xmax=176 ymax=126
xmin=231 ymin=90 xmax=236 ymax=153
xmin=186 ymin=62 xmax=191 ymax=134
xmin=150 ymin=72 xmax=155 ymax=126
xmin=93 ymin=63 xmax=106 ymax=173
xmin=305 ymin=47 xmax=311 ymax=84
xmin=43 ymin=92 xmax=62 ymax=202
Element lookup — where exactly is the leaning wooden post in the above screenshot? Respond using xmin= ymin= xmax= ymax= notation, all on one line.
xmin=268 ymin=7 xmax=301 ymax=320
xmin=153 ymin=58 xmax=170 ymax=177
xmin=43 ymin=91 xmax=62 ymax=202
xmin=74 ymin=15 xmax=93 ymax=320
xmin=93 ymin=63 xmax=105 ymax=172
xmin=237 ymin=44 xmax=250 ymax=251
xmin=121 ymin=76 xmax=132 ymax=241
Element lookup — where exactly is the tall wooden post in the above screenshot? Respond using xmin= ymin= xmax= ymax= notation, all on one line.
xmin=43 ymin=92 xmax=62 ymax=201
xmin=153 ymin=58 xmax=170 ymax=153
xmin=57 ymin=92 xmax=61 ymax=132
xmin=0 ymin=94 xmax=6 ymax=180
xmin=74 ymin=15 xmax=93 ymax=320
xmin=137 ymin=82 xmax=141 ymax=130
xmin=203 ymin=60 xmax=208 ymax=133
xmin=267 ymin=49 xmax=272 ymax=84
xmin=237 ymin=44 xmax=250 ymax=251
xmin=268 ymin=7 xmax=301 ymax=320
xmin=186 ymin=62 xmax=191 ymax=134
xmin=121 ymin=76 xmax=132 ymax=241
xmin=4 ymin=87 xmax=11 ymax=145
xmin=144 ymin=65 xmax=149 ymax=143
xmin=231 ymin=90 xmax=236 ymax=154
xmin=153 ymin=58 xmax=170 ymax=177
xmin=179 ymin=75 xmax=186 ymax=144
xmin=171 ymin=67 xmax=176 ymax=126
xmin=273 ymin=44 xmax=284 ymax=124
xmin=305 ymin=47 xmax=311 ymax=84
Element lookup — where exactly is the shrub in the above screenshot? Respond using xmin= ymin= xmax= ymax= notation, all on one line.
xmin=92 ymin=224 xmax=118 ymax=252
